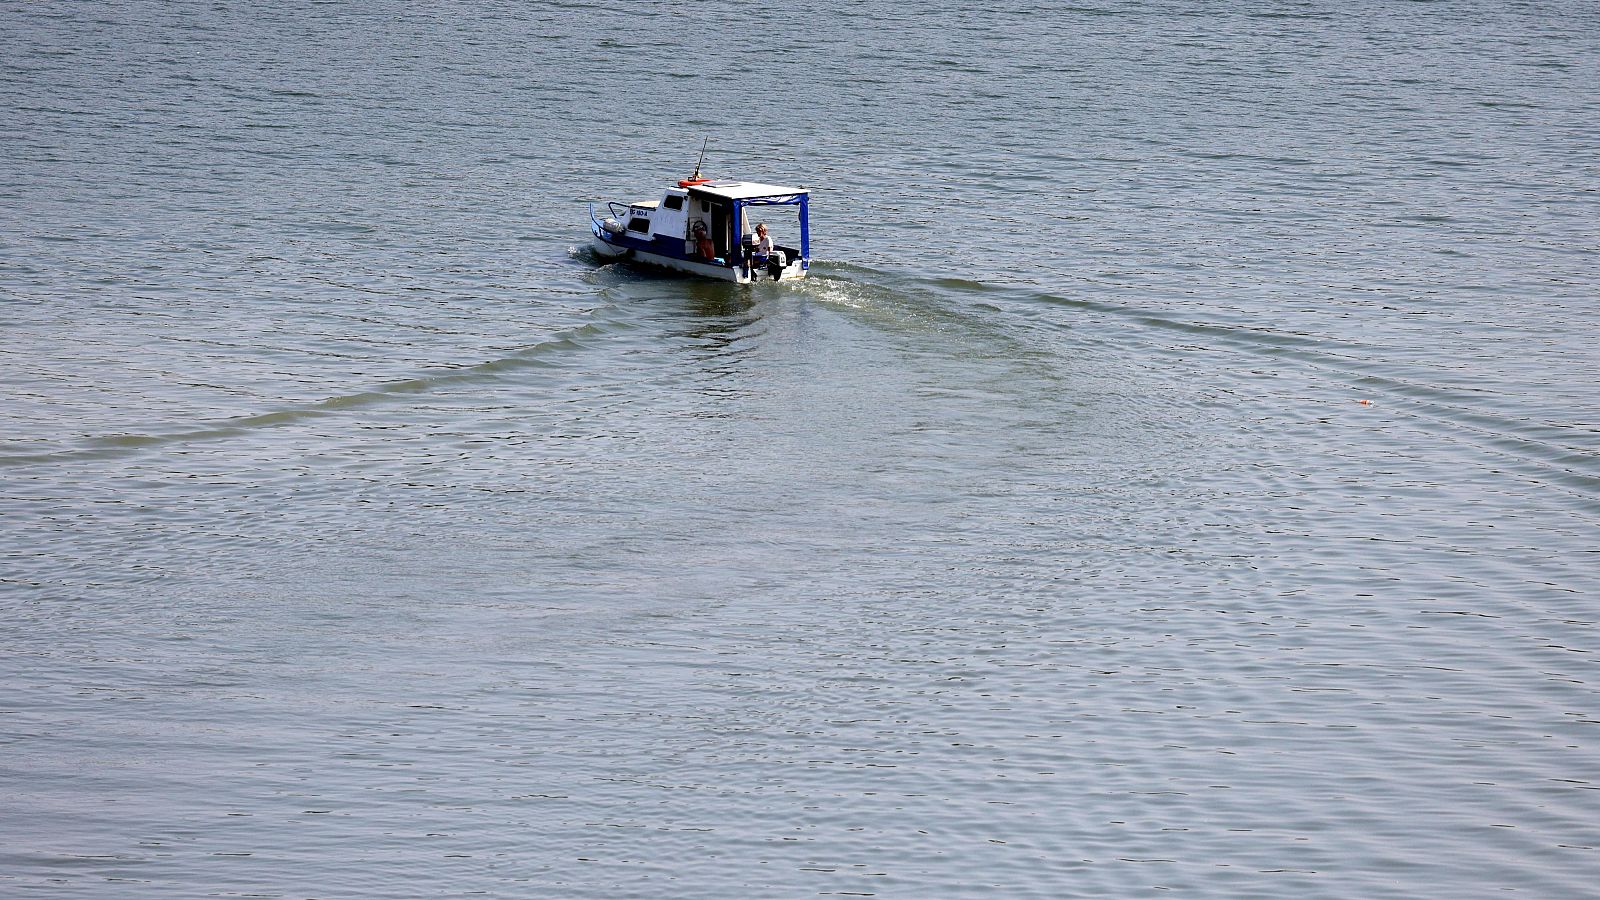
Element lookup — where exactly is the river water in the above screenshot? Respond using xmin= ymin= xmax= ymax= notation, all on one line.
xmin=3 ymin=1 xmax=1598 ymax=897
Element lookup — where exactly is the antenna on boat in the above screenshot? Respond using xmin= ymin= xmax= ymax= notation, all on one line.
xmin=691 ymin=137 xmax=709 ymax=181
xmin=679 ymin=137 xmax=712 ymax=188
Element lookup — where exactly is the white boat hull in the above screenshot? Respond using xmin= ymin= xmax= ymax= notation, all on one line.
xmin=590 ymin=235 xmax=806 ymax=284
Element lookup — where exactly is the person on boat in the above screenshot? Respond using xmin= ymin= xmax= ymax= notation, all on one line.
xmin=692 ymin=221 xmax=716 ymax=261
xmin=750 ymin=223 xmax=774 ymax=265
xmin=743 ymin=222 xmax=779 ymax=277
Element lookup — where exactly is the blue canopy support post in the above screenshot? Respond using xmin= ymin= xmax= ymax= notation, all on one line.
xmin=731 ymin=199 xmax=745 ymax=279
xmin=798 ymin=195 xmax=810 ymax=269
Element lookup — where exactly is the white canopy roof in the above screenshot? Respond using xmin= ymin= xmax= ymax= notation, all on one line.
xmin=687 ymin=180 xmax=808 ymax=200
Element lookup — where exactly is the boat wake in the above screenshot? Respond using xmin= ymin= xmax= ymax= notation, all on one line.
xmin=10 ymin=256 xmax=1595 ymax=504
xmin=0 ymin=321 xmax=616 ymax=468
xmin=805 ymin=261 xmax=1600 ymax=501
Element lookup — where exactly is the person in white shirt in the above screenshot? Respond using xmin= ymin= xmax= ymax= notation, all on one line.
xmin=750 ymin=223 xmax=774 ymax=263
xmin=744 ymin=222 xmax=783 ymax=278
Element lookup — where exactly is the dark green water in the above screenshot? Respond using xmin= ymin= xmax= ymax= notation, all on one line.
xmin=3 ymin=1 xmax=1598 ymax=896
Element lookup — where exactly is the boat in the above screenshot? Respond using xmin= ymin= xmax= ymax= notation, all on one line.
xmin=588 ymin=157 xmax=810 ymax=284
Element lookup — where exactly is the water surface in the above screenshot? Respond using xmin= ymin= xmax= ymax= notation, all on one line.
xmin=3 ymin=1 xmax=1599 ymax=896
